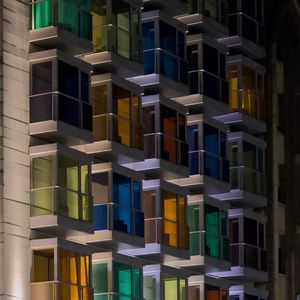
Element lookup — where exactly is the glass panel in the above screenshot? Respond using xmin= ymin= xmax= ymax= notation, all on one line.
xmin=220 ymin=211 xmax=227 ymax=236
xmin=81 ymin=72 xmax=89 ymax=102
xmin=162 ymin=190 xmax=177 ymax=222
xmin=205 ymin=233 xmax=219 ymax=258
xmin=244 ymin=244 xmax=258 ymax=269
xmin=58 ymin=94 xmax=80 ymax=127
xmin=161 ymin=274 xmax=178 ymax=300
xmin=30 ymin=94 xmax=53 ymax=123
xmin=188 ymin=205 xmax=199 ymax=231
xmin=205 ymin=284 xmax=220 ymax=300
xmin=92 ymin=85 xmax=107 ymax=116
xmin=113 ymin=173 xmax=131 ymax=207
xmin=160 ymin=21 xmax=176 ymax=55
xmin=134 ymin=268 xmax=141 ymax=299
xmin=58 ymin=188 xmax=79 ymax=219
xmin=178 ymin=196 xmax=185 ymax=225
xmin=221 ymin=289 xmax=228 ymax=300
xmin=93 ymin=204 xmax=108 ymax=230
xmin=31 ymin=0 xmax=53 ymax=29
xmin=204 ymin=152 xmax=220 ymax=180
xmin=31 ymin=62 xmax=52 ymax=95
xmin=144 ymin=275 xmax=156 ymax=300
xmin=58 ymin=155 xmax=79 ymax=191
xmin=243 ymin=141 xmax=256 ymax=169
xmin=228 ymin=64 xmax=239 ymax=111
xmin=93 ymin=263 xmax=108 ymax=293
xmin=32 ymin=156 xmax=53 ymax=188
xmin=59 ymin=249 xmax=78 ymax=284
xmin=143 ymin=190 xmax=156 ymax=219
xmin=244 ymin=217 xmax=257 ymax=246
xmin=189 ymin=152 xmax=200 ymax=175
xmin=144 ymin=50 xmax=155 ymax=74
xmin=58 ymin=60 xmax=79 ymax=98
xmin=190 ymin=232 xmax=200 ymax=255
xmin=160 ymin=51 xmax=178 ymax=81
xmin=142 ymin=22 xmax=155 ymax=50
xmin=163 ymin=220 xmax=177 ymax=247
xmin=33 ymin=249 xmax=54 ymax=282
xmin=204 ymin=123 xmax=218 ymax=155
xmin=187 ymin=125 xmax=199 ymax=151
xmin=203 ymin=43 xmax=218 ymax=76
xmin=113 ymin=205 xmax=131 ymax=234
xmin=58 ymin=0 xmax=79 ymax=35
xmin=134 ymin=210 xmax=144 ymax=237
xmin=31 ymin=188 xmax=53 ymax=216
xmin=113 ymin=262 xmax=132 ymax=296
xmin=82 ymin=102 xmax=93 ymax=131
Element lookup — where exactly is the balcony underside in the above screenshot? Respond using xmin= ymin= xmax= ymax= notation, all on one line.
xmin=30 ymin=215 xmax=94 ymax=237
xmin=30 ymin=120 xmax=93 ymax=145
xmin=84 ymin=230 xmax=145 ymax=252
xmin=213 ymin=111 xmax=266 ymax=134
xmin=124 ymin=158 xmax=189 ymax=181
xmin=176 ymin=14 xmax=228 ymax=38
xmin=213 ymin=189 xmax=267 ymax=208
xmin=84 ymin=140 xmax=144 ymax=164
xmin=83 ymin=51 xmax=143 ymax=78
xmin=216 ymin=266 xmax=268 ymax=283
xmin=122 ymin=243 xmax=190 ymax=263
xmin=217 ymin=35 xmax=266 ymax=59
xmin=172 ymin=255 xmax=231 ymax=274
xmin=29 ymin=26 xmax=92 ymax=55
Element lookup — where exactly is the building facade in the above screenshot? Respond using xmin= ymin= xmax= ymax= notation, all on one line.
xmin=0 ymin=0 xmax=298 ymax=299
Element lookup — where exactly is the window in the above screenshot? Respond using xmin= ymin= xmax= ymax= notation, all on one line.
xmin=162 ymin=274 xmax=178 ymax=300
xmin=144 ymin=275 xmax=156 ymax=300
xmin=30 ymin=0 xmax=91 ymax=39
xmin=30 ymin=154 xmax=92 ymax=222
xmin=32 ymin=249 xmax=54 ymax=282
xmin=93 ymin=263 xmax=108 ymax=294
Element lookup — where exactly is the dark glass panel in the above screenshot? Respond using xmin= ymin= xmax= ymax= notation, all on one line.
xmin=82 ymin=102 xmax=92 ymax=131
xmin=242 ymin=15 xmax=257 ymax=43
xmin=178 ymin=31 xmax=185 ymax=58
xmin=58 ymin=60 xmax=79 ymax=98
xmin=133 ymin=181 xmax=141 ymax=210
xmin=189 ymin=152 xmax=199 ymax=175
xmin=161 ymin=105 xmax=177 ymax=138
xmin=222 ymin=159 xmax=230 ymax=182
xmin=229 ymin=218 xmax=239 ymax=243
xmin=203 ymin=72 xmax=219 ymax=100
xmin=188 ymin=125 xmax=199 ymax=151
xmin=244 ymin=217 xmax=257 ymax=246
xmin=142 ymin=22 xmax=155 ymax=50
xmin=81 ymin=72 xmax=89 ymax=102
xmin=134 ymin=210 xmax=144 ymax=237
xmin=144 ymin=50 xmax=155 ymax=74
xmin=93 ymin=205 xmax=108 ymax=230
xmin=187 ymin=44 xmax=198 ymax=71
xmin=259 ymin=223 xmax=265 ymax=248
xmin=243 ymin=141 xmax=256 ymax=169
xmin=204 ymin=152 xmax=219 ymax=180
xmin=220 ymin=53 xmax=226 ymax=79
xmin=160 ymin=51 xmax=178 ymax=81
xmin=203 ymin=123 xmax=218 ymax=155
xmin=203 ymin=43 xmax=218 ymax=76
xmin=180 ymin=59 xmax=188 ymax=84
xmin=58 ymin=95 xmax=79 ymax=126
xmin=160 ymin=21 xmax=176 ymax=55
xmin=189 ymin=72 xmax=199 ymax=94
xmin=228 ymin=0 xmax=237 ymax=14
xmin=221 ymin=79 xmax=229 ymax=104
xmin=245 ymin=295 xmax=258 ymax=300
xmin=30 ymin=94 xmax=53 ymax=123
xmin=229 ymin=14 xmax=238 ymax=36
xmin=242 ymin=0 xmax=256 ymax=18
xmin=220 ymin=132 xmax=226 ymax=158
xmin=32 ymin=62 xmax=52 ymax=95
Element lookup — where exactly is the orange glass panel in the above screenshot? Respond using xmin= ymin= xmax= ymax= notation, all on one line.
xmin=162 ymin=190 xmax=177 ymax=222
xmin=163 ymin=220 xmax=178 ymax=247
xmin=205 ymin=285 xmax=220 ymax=300
xmin=80 ymin=255 xmax=89 ymax=287
xmin=227 ymin=64 xmax=238 ymax=112
xmin=242 ymin=65 xmax=256 ymax=116
xmin=163 ymin=135 xmax=177 ymax=164
xmin=59 ymin=249 xmax=78 ymax=284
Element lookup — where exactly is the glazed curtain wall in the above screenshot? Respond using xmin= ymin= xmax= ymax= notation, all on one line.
xmin=30 ymin=0 xmax=91 ymax=39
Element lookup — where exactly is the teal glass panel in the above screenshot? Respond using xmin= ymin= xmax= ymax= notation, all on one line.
xmin=58 ymin=0 xmax=79 ymax=35
xmin=133 ymin=267 xmax=141 ymax=298
xmin=93 ymin=263 xmax=108 ymax=293
xmin=188 ymin=205 xmax=199 ymax=232
xmin=82 ymin=10 xmax=92 ymax=39
xmin=31 ymin=0 xmax=53 ymax=30
xmin=205 ymin=233 xmax=219 ymax=258
xmin=113 ymin=262 xmax=132 ymax=296
xmin=133 ymin=180 xmax=141 ymax=210
xmin=205 ymin=204 xmax=219 ymax=235
xmin=190 ymin=232 xmax=200 ymax=256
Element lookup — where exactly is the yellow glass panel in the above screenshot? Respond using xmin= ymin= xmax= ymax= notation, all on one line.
xmin=81 ymin=165 xmax=88 ymax=194
xmin=227 ymin=64 xmax=239 ymax=112
xmin=162 ymin=274 xmax=178 ymax=300
xmin=180 ymin=279 xmax=186 ymax=300
xmin=32 ymin=156 xmax=53 ymax=188
xmin=70 ymin=285 xmax=80 ymax=300
xmin=33 ymin=249 xmax=54 ymax=282
xmin=163 ymin=220 xmax=177 ymax=247
xmin=59 ymin=249 xmax=78 ymax=284
xmin=242 ymin=64 xmax=256 ymax=116
xmin=118 ymin=116 xmax=130 ymax=146
xmin=92 ymin=1 xmax=108 ymax=52
xmin=80 ymin=255 xmax=90 ymax=287
xmin=162 ymin=190 xmax=177 ymax=222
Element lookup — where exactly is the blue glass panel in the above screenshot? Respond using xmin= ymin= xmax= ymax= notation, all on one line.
xmin=144 ymin=50 xmax=155 ymax=74
xmin=58 ymin=60 xmax=79 ymax=98
xmin=113 ymin=173 xmax=131 ymax=207
xmin=113 ymin=205 xmax=132 ymax=234
xmin=220 ymin=132 xmax=226 ymax=157
xmin=160 ymin=21 xmax=176 ymax=55
xmin=133 ymin=181 xmax=141 ymax=210
xmin=94 ymin=204 xmax=108 ymax=230
xmin=189 ymin=152 xmax=199 ymax=175
xmin=58 ymin=95 xmax=79 ymax=127
xmin=134 ymin=210 xmax=144 ymax=237
xmin=187 ymin=125 xmax=199 ymax=151
xmin=81 ymin=72 xmax=89 ymax=102
xmin=142 ymin=22 xmax=155 ymax=50
xmin=178 ymin=31 xmax=185 ymax=58
xmin=203 ymin=71 xmax=219 ymax=100
xmin=82 ymin=102 xmax=93 ymax=131
xmin=203 ymin=123 xmax=218 ymax=155
xmin=204 ymin=152 xmax=219 ymax=180
xmin=160 ymin=51 xmax=178 ymax=81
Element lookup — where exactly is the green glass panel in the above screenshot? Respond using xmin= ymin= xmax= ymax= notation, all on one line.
xmin=81 ymin=164 xmax=88 ymax=194
xmin=205 ymin=204 xmax=219 ymax=235
xmin=220 ymin=210 xmax=227 ymax=236
xmin=190 ymin=232 xmax=200 ymax=256
xmin=58 ymin=188 xmax=79 ymax=219
xmin=93 ymin=263 xmax=108 ymax=294
xmin=32 ymin=156 xmax=53 ymax=188
xmin=143 ymin=275 xmax=156 ymax=300
xmin=31 ymin=0 xmax=53 ymax=30
xmin=133 ymin=268 xmax=141 ymax=298
xmin=94 ymin=295 xmax=109 ymax=300
xmin=113 ymin=262 xmax=132 ymax=296
xmin=82 ymin=194 xmax=93 ymax=222
xmin=58 ymin=0 xmax=79 ymax=35
xmin=31 ymin=188 xmax=53 ymax=216
xmin=161 ymin=273 xmax=178 ymax=300
xmin=58 ymin=155 xmax=79 ymax=191
xmin=205 ymin=233 xmax=219 ymax=258
xmin=188 ymin=205 xmax=199 ymax=231
xmin=179 ymin=279 xmax=186 ymax=300
xmin=82 ymin=10 xmax=91 ymax=39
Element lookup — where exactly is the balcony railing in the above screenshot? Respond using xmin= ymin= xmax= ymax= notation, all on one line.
xmin=30 ymin=0 xmax=92 ymax=40
xmin=184 ymin=0 xmax=228 ymax=25
xmin=189 ymin=231 xmax=230 ymax=260
xmin=30 ymin=186 xmax=93 ymax=222
xmin=30 ymin=92 xmax=93 ymax=131
xmin=230 ymin=166 xmax=266 ymax=195
xmin=93 ymin=203 xmax=144 ymax=237
xmin=92 ymin=24 xmax=142 ymax=63
xmin=143 ymin=49 xmax=188 ymax=84
xmin=188 ymin=70 xmax=229 ymax=104
xmin=144 ymin=218 xmax=189 ymax=249
xmin=231 ymin=243 xmax=267 ymax=271
xmin=31 ymin=281 xmax=93 ymax=300
xmin=93 ymin=113 xmax=143 ymax=150
xmin=144 ymin=133 xmax=189 ymax=167
xmin=189 ymin=150 xmax=229 ymax=182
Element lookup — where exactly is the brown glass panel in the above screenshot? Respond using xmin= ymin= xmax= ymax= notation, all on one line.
xmin=143 ymin=190 xmax=156 ymax=219
xmin=205 ymin=285 xmax=220 ymax=300
xmin=32 ymin=249 xmax=54 ymax=282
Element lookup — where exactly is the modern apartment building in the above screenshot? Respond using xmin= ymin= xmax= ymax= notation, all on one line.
xmin=0 ymin=0 xmax=298 ymax=299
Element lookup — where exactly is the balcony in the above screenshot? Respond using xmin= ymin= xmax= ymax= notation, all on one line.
xmin=29 ymin=0 xmax=92 ymax=54
xmin=231 ymin=166 xmax=266 ymax=196
xmin=31 ymin=282 xmax=93 ymax=300
xmin=177 ymin=0 xmax=228 ymax=38
xmin=84 ymin=113 xmax=143 ymax=163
